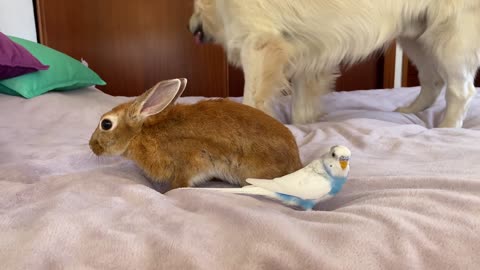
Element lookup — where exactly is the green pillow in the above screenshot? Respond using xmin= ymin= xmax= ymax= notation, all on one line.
xmin=0 ymin=36 xmax=106 ymax=98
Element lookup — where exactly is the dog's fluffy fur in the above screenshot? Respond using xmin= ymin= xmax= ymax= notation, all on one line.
xmin=189 ymin=0 xmax=480 ymax=128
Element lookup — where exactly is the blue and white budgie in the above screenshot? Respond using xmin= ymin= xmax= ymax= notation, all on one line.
xmin=182 ymin=145 xmax=351 ymax=211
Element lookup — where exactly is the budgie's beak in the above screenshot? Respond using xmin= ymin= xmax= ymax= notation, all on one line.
xmin=339 ymin=157 xmax=349 ymax=170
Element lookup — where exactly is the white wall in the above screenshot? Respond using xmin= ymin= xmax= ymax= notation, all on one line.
xmin=0 ymin=0 xmax=37 ymax=42
xmin=393 ymin=45 xmax=404 ymax=88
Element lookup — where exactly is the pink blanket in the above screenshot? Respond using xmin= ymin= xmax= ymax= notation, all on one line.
xmin=1 ymin=87 xmax=479 ymax=269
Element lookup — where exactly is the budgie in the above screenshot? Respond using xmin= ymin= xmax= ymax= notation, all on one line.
xmin=181 ymin=145 xmax=351 ymax=211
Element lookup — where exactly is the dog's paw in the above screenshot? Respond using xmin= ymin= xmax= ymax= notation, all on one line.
xmin=291 ymin=109 xmax=320 ymax=125
xmin=437 ymin=119 xmax=462 ymax=129
xmin=241 ymin=96 xmax=255 ymax=108
xmin=253 ymin=99 xmax=277 ymax=118
xmin=394 ymin=106 xmax=417 ymax=114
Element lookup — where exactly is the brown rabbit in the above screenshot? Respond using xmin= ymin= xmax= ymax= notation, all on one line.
xmin=89 ymin=78 xmax=302 ymax=190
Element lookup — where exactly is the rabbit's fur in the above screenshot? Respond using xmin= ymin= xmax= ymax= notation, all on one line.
xmin=90 ymin=79 xmax=302 ymax=190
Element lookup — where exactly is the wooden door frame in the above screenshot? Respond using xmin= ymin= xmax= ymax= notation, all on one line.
xmin=382 ymin=42 xmax=397 ymax=89
xmin=35 ymin=0 xmax=47 ymax=44
xmin=34 ymin=0 xmax=230 ymax=97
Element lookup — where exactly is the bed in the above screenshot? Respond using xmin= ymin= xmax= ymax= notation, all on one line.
xmin=1 ymin=86 xmax=479 ymax=270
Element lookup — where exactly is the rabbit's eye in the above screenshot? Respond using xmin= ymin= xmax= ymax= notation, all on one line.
xmin=101 ymin=119 xmax=113 ymax=131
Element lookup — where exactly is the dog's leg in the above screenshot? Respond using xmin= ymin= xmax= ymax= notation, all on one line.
xmin=395 ymin=38 xmax=445 ymax=114
xmin=240 ymin=34 xmax=291 ymax=119
xmin=421 ymin=19 xmax=479 ymax=128
xmin=291 ymin=71 xmax=336 ymax=124
xmin=437 ymin=72 xmax=477 ymax=128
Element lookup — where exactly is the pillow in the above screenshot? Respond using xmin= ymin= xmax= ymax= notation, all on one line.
xmin=0 ymin=36 xmax=106 ymax=98
xmin=0 ymin=32 xmax=49 ymax=80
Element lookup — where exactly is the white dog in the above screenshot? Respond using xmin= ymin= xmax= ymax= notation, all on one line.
xmin=189 ymin=0 xmax=480 ymax=128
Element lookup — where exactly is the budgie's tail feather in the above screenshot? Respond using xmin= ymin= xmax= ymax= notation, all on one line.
xmin=179 ymin=186 xmax=277 ymax=199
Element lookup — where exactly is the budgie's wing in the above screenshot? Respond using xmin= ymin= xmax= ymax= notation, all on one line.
xmin=246 ymin=170 xmax=331 ymax=200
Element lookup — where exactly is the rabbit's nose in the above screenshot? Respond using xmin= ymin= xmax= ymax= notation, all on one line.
xmin=89 ymin=140 xmax=103 ymax=156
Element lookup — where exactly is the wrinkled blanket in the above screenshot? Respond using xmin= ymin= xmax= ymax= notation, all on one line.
xmin=1 ymin=87 xmax=480 ymax=270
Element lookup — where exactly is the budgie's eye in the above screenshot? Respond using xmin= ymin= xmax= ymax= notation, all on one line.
xmin=332 ymin=152 xmax=336 ymax=158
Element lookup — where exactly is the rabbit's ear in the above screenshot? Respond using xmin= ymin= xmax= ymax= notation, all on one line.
xmin=175 ymin=78 xmax=188 ymax=101
xmin=132 ymin=78 xmax=187 ymax=119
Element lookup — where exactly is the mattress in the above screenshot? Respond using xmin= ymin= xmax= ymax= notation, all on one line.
xmin=1 ymin=86 xmax=479 ymax=270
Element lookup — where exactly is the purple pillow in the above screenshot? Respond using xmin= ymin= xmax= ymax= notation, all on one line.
xmin=0 ymin=32 xmax=49 ymax=80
